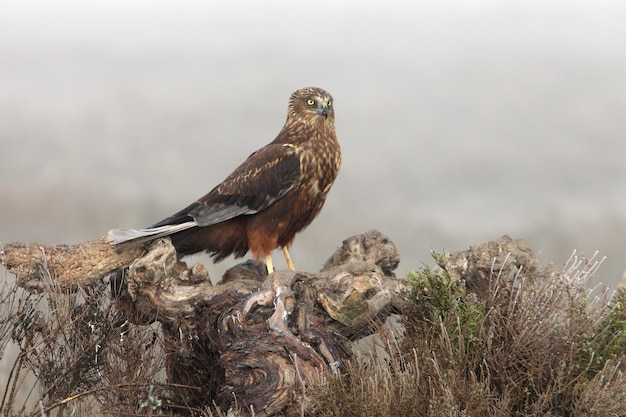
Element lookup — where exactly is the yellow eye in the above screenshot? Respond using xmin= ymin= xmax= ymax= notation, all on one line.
xmin=307 ymin=99 xmax=315 ymax=106
xmin=327 ymin=100 xmax=332 ymax=107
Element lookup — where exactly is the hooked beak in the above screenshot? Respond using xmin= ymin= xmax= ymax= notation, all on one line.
xmin=320 ymin=105 xmax=329 ymax=118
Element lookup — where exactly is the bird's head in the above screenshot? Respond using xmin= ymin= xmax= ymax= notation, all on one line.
xmin=288 ymin=87 xmax=334 ymax=125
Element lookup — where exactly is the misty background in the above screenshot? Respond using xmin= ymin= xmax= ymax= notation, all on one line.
xmin=1 ymin=0 xmax=625 ymax=287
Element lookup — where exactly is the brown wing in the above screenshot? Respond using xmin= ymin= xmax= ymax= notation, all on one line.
xmin=152 ymin=143 xmax=301 ymax=228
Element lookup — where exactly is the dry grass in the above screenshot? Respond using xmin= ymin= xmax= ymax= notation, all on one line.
xmin=308 ymin=251 xmax=626 ymax=417
xmin=0 ymin=266 xmax=204 ymax=416
xmin=3 ymin=246 xmax=626 ymax=416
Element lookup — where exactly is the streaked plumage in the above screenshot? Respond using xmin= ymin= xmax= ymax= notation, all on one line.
xmin=107 ymin=87 xmax=341 ymax=273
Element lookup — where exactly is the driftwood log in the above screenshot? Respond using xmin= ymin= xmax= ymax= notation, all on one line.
xmin=1 ymin=229 xmax=407 ymax=415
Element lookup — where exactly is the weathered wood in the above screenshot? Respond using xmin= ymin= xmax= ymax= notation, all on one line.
xmin=322 ymin=229 xmax=401 ymax=276
xmin=1 ymin=235 xmax=145 ymax=291
xmin=114 ymin=236 xmax=401 ymax=415
xmin=445 ymin=234 xmax=539 ymax=298
xmin=2 ymin=229 xmax=406 ymax=415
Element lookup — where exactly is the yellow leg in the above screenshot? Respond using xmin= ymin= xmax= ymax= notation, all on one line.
xmin=282 ymin=246 xmax=295 ymax=271
xmin=265 ymin=253 xmax=274 ymax=274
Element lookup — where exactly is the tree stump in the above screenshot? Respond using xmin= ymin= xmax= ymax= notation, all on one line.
xmin=1 ymin=229 xmax=407 ymax=416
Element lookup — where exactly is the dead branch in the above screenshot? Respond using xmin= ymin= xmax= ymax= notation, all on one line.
xmin=1 ymin=235 xmax=146 ymax=291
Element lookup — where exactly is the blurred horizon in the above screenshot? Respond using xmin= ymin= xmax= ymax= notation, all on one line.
xmin=1 ymin=0 xmax=626 ymax=286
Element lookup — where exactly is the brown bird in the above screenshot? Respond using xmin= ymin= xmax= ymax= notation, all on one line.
xmin=107 ymin=87 xmax=341 ymax=273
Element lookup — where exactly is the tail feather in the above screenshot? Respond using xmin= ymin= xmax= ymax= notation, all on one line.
xmin=106 ymin=221 xmax=197 ymax=249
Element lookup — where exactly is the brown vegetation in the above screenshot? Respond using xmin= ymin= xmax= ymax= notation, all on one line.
xmin=310 ymin=236 xmax=626 ymax=417
xmin=2 ymin=232 xmax=626 ymax=416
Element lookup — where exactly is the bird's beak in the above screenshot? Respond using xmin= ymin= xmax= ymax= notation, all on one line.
xmin=320 ymin=105 xmax=329 ymax=118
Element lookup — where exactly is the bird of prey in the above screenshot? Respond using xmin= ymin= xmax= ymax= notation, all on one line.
xmin=107 ymin=87 xmax=341 ymax=274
